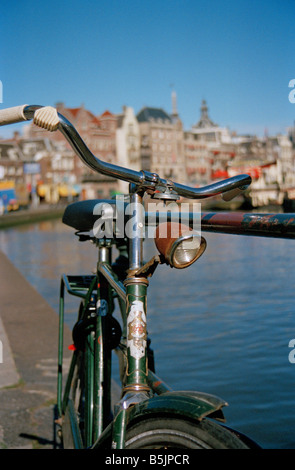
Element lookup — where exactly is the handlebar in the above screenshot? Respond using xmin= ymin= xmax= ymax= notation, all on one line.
xmin=0 ymin=104 xmax=252 ymax=200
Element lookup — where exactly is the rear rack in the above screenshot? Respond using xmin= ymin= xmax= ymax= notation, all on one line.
xmin=61 ymin=274 xmax=97 ymax=299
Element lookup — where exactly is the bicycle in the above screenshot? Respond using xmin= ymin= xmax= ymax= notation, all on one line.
xmin=1 ymin=104 xmax=294 ymax=449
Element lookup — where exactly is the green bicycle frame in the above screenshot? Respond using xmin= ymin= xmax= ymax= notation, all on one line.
xmin=56 ymin=189 xmax=231 ymax=449
xmin=57 ymin=190 xmax=149 ymax=447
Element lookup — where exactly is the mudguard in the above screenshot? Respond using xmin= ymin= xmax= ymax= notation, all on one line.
xmin=122 ymin=391 xmax=260 ymax=448
xmin=126 ymin=390 xmax=227 ymax=424
xmin=93 ymin=390 xmax=228 ymax=448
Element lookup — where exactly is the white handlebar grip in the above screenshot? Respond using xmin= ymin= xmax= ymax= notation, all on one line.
xmin=0 ymin=105 xmax=28 ymax=126
xmin=33 ymin=106 xmax=59 ymax=132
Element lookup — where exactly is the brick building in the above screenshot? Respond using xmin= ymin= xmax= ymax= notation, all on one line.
xmin=26 ymin=103 xmax=120 ymax=198
xmin=0 ymin=132 xmax=78 ymax=205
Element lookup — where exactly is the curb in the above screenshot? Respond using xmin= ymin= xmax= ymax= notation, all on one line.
xmin=0 ymin=316 xmax=20 ymax=389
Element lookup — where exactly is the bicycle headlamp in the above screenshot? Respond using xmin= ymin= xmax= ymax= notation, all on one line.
xmin=155 ymin=222 xmax=206 ymax=269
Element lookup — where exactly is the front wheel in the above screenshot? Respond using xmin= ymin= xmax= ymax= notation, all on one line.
xmin=124 ymin=417 xmax=250 ymax=449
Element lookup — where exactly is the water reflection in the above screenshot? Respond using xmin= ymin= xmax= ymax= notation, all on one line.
xmin=0 ymin=219 xmax=295 ymax=449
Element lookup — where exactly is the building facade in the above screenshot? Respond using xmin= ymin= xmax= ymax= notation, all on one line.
xmin=1 ymin=98 xmax=294 ymax=209
xmin=116 ymin=106 xmax=141 ymax=194
xmin=0 ymin=133 xmax=78 ymax=205
xmin=184 ymin=100 xmax=235 ymax=186
xmin=136 ymin=106 xmax=186 ymax=184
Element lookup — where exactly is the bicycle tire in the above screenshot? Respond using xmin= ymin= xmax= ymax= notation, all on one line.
xmin=124 ymin=416 xmax=250 ymax=449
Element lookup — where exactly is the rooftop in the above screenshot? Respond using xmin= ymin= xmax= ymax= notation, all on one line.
xmin=193 ymin=100 xmax=217 ymax=129
xmin=136 ymin=107 xmax=172 ymax=123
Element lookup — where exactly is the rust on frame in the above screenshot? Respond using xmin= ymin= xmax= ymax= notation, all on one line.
xmin=201 ymin=212 xmax=295 ymax=239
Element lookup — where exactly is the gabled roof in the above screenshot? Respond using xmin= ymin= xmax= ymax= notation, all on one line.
xmin=66 ymin=107 xmax=102 ymax=127
xmin=90 ymin=115 xmax=101 ymax=125
xmin=100 ymin=110 xmax=114 ymax=118
xmin=67 ymin=107 xmax=81 ymax=118
xmin=136 ymin=107 xmax=172 ymax=123
xmin=56 ymin=104 xmax=114 ymax=126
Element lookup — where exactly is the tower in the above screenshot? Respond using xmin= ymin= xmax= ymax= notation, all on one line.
xmin=171 ymin=90 xmax=178 ymax=118
xmin=194 ymin=100 xmax=216 ymax=129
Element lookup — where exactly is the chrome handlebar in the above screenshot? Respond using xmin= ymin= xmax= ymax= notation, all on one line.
xmin=1 ymin=104 xmax=252 ymax=199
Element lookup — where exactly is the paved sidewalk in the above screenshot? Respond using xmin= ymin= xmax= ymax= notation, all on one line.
xmin=0 ymin=250 xmax=72 ymax=449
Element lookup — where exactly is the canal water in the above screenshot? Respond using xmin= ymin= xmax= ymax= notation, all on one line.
xmin=0 ymin=217 xmax=295 ymax=449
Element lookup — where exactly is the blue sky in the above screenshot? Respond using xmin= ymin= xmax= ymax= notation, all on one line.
xmin=1 ymin=0 xmax=295 ymax=138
